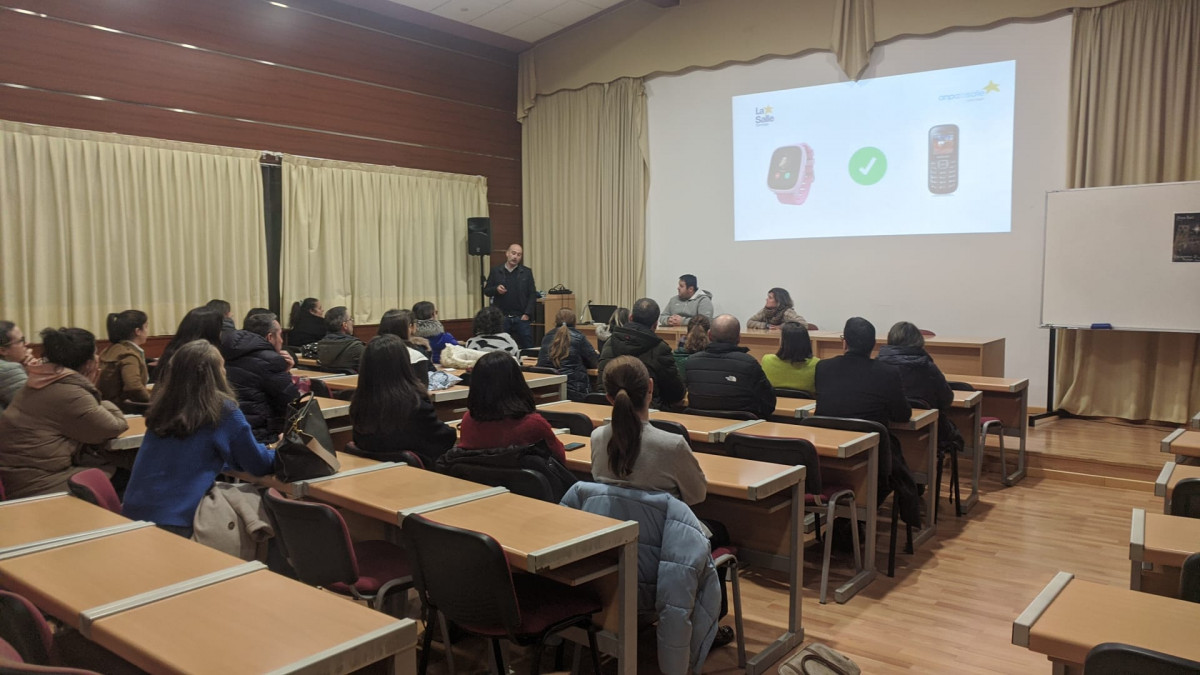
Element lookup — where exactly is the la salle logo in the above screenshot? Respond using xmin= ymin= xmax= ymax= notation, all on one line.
xmin=756 ymin=105 xmax=775 ymax=126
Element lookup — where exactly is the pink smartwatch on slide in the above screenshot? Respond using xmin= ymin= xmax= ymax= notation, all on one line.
xmin=767 ymin=143 xmax=815 ymax=205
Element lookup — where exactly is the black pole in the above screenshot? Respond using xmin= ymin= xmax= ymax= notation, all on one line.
xmin=1029 ymin=326 xmax=1062 ymax=426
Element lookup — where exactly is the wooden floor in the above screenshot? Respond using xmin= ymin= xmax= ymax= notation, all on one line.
xmin=422 ymin=417 xmax=1176 ymax=674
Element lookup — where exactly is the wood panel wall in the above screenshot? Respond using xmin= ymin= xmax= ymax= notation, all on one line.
xmin=0 ymin=0 xmax=522 ymax=318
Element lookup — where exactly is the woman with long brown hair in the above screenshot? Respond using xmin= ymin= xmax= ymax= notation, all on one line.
xmin=672 ymin=313 xmax=711 ymax=381
xmin=536 ymin=308 xmax=599 ymax=401
xmin=122 ymin=340 xmax=275 ymax=537
xmin=746 ymin=287 xmax=806 ymax=330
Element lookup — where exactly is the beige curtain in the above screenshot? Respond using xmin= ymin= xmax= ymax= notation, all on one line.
xmin=0 ymin=120 xmax=265 ymax=337
xmin=1056 ymin=0 xmax=1200 ymax=422
xmin=281 ymin=157 xmax=488 ymax=324
xmin=832 ymin=0 xmax=876 ymax=81
xmin=523 ymin=78 xmax=649 ymax=313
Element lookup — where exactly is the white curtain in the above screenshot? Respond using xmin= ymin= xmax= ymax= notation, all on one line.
xmin=0 ymin=120 xmax=266 ymax=337
xmin=281 ymin=156 xmax=489 ymax=323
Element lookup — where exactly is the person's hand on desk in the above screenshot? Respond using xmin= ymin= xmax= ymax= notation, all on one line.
xmin=496 ymin=284 xmax=508 ymax=295
xmin=667 ymin=314 xmax=683 ymax=327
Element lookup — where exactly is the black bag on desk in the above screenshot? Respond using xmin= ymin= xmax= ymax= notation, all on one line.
xmin=273 ymin=393 xmax=339 ymax=482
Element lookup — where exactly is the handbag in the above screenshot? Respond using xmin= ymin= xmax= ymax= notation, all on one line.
xmin=273 ymin=393 xmax=340 ymax=482
xmin=778 ymin=643 xmax=861 ymax=675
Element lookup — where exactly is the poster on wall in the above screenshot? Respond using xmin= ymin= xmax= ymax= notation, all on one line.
xmin=1173 ymin=212 xmax=1200 ymax=262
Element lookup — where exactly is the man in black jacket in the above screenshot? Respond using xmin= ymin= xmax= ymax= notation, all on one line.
xmin=483 ymin=243 xmax=537 ymax=349
xmin=223 ymin=313 xmax=299 ymax=443
xmin=316 ymin=306 xmax=365 ymax=372
xmin=814 ymin=317 xmax=911 ymax=427
xmin=598 ymin=298 xmax=685 ymax=408
xmin=684 ymin=314 xmax=776 ymax=419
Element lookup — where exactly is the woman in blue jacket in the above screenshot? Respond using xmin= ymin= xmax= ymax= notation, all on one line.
xmin=123 ymin=340 xmax=275 ymax=538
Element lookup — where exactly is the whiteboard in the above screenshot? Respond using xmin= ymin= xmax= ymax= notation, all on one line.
xmin=1041 ymin=181 xmax=1200 ymax=332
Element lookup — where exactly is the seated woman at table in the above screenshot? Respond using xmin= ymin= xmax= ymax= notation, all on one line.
xmin=349 ymin=335 xmax=455 ymax=466
xmin=672 ymin=314 xmax=710 ymax=382
xmin=286 ymin=297 xmax=327 ymax=348
xmin=0 ymin=320 xmax=36 ymax=412
xmin=465 ymin=306 xmax=520 ymax=358
xmin=876 ymin=321 xmax=962 ymax=462
xmin=123 ymin=340 xmax=275 ymax=538
xmin=595 ymin=306 xmax=629 ymax=354
xmin=152 ymin=306 xmax=223 ymax=382
xmin=456 ymin=350 xmax=566 ymax=462
xmin=537 ymin=308 xmax=599 ymax=401
xmin=761 ymin=321 xmax=820 ymax=394
xmin=97 ymin=309 xmax=152 ymax=406
xmin=0 ymin=327 xmax=128 ymax=499
xmin=378 ymin=309 xmax=432 ymax=387
xmin=746 ymin=287 xmax=806 ymax=330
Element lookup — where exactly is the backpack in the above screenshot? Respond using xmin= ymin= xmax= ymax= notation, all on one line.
xmin=779 ymin=643 xmax=861 ymax=675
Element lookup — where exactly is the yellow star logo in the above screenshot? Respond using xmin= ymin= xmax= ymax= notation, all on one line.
xmin=764 ymin=105 xmax=773 ymax=114
xmin=983 ymin=81 xmax=1000 ymax=93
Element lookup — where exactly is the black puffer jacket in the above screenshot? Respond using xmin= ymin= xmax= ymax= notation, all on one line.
xmin=435 ymin=441 xmax=577 ymax=503
xmin=222 ymin=330 xmax=299 ymax=443
xmin=683 ymin=342 xmax=777 ymax=419
xmin=287 ymin=312 xmax=326 ymax=348
xmin=875 ymin=345 xmax=953 ymax=411
xmin=597 ymin=323 xmax=685 ymax=407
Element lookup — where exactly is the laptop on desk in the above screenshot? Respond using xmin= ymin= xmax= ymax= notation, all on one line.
xmin=587 ymin=304 xmax=617 ymax=324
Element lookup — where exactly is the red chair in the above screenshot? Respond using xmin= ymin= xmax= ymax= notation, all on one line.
xmin=0 ymin=591 xmax=131 ymax=674
xmin=262 ymin=489 xmax=412 ymax=614
xmin=65 ymin=470 xmax=120 ymax=514
xmin=401 ymin=513 xmax=603 ymax=675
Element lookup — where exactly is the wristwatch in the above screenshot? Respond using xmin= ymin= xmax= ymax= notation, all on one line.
xmin=767 ymin=143 xmax=815 ymax=205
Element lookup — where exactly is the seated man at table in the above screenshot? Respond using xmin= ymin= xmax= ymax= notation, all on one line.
xmin=222 ymin=312 xmax=299 ymax=443
xmin=598 ymin=298 xmax=685 ymax=409
xmin=317 ymin=306 xmax=366 ymax=372
xmin=684 ymin=314 xmax=776 ymax=419
xmin=660 ymin=274 xmax=714 ymax=327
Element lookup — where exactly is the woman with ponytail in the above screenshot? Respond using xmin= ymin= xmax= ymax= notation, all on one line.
xmin=536 ymin=308 xmax=599 ymax=401
xmin=98 ymin=309 xmax=151 ymax=404
xmin=589 ymin=355 xmax=706 ymax=504
xmin=286 ymin=297 xmax=326 ymax=348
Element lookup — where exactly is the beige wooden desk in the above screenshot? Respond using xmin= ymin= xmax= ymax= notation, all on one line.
xmin=304 ymin=464 xmax=504 ymax=525
xmin=228 ymin=452 xmax=388 ymax=498
xmin=1154 ymin=462 xmax=1200 ymax=514
xmin=421 ymin=491 xmax=640 ymax=675
xmin=1129 ymin=507 xmax=1200 ymax=596
xmin=557 ymin=434 xmax=805 ymax=673
xmin=1161 ymin=428 xmax=1200 ymax=462
xmin=715 ymin=421 xmax=880 ymax=602
xmin=947 ymin=390 xmax=984 ymax=514
xmin=90 ymin=570 xmax=416 ymax=675
xmin=647 ymin=410 xmax=761 ymax=444
xmin=945 ymin=373 xmax=1028 ymax=486
xmin=428 ymin=371 xmax=567 ymax=422
xmin=0 ymin=493 xmax=133 ymax=556
xmin=889 ymin=408 xmax=938 ymax=546
xmin=323 ymin=374 xmax=359 ymax=392
xmin=111 ymin=396 xmax=350 ymax=451
xmin=808 ymin=332 xmax=1005 ymax=377
xmin=772 ymin=397 xmax=816 ymax=420
xmin=538 ymin=399 xmax=612 ymax=427
xmin=296 ymin=356 xmax=319 ymax=367
xmin=291 ymin=367 xmax=341 ymax=380
xmin=1013 ymin=572 xmax=1200 ymax=673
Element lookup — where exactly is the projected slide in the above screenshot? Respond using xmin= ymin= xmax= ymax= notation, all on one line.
xmin=732 ymin=60 xmax=1016 ymax=240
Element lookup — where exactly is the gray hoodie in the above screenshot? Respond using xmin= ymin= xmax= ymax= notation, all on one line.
xmin=659 ymin=289 xmax=714 ymax=326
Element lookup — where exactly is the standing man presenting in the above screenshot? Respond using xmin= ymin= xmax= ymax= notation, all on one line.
xmin=484 ymin=243 xmax=537 ymax=349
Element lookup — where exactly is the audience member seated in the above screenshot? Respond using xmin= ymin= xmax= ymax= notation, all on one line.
xmin=222 ymin=313 xmax=299 ymax=443
xmin=537 ymin=308 xmax=599 ymax=401
xmin=660 ymin=273 xmax=714 ymax=327
xmin=0 ymin=327 xmax=128 ymax=499
xmin=456 ymin=351 xmax=566 ymax=462
xmin=122 ymin=340 xmax=275 ymax=538
xmin=286 ymin=297 xmax=326 ymax=348
xmin=465 ymin=306 xmax=520 ymax=357
xmin=97 ymin=309 xmax=151 ymax=405
xmin=746 ymin=287 xmax=807 ymax=330
xmin=411 ymin=300 xmax=459 ymax=364
xmin=876 ymin=321 xmax=962 ymax=463
xmin=599 ymin=298 xmax=686 ymax=409
xmin=153 ymin=306 xmax=223 ymax=382
xmin=814 ymin=317 xmax=920 ymax=525
xmin=316 ymin=305 xmax=365 ymax=372
xmin=205 ymin=298 xmax=236 ymax=335
xmin=595 ymin=306 xmax=629 ymax=353
xmin=350 ymin=335 xmax=456 ymax=466
xmin=378 ymin=309 xmax=432 ymax=387
xmin=672 ymin=314 xmax=710 ymax=381
xmin=0 ymin=321 xmax=35 ymax=412
xmin=762 ymin=321 xmax=820 ymax=393
xmin=685 ymin=314 xmax=776 ymax=419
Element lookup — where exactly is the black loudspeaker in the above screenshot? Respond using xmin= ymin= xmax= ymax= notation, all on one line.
xmin=467 ymin=217 xmax=491 ymax=256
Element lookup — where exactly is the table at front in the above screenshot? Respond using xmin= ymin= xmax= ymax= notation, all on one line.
xmin=0 ymin=493 xmax=132 ymax=555
xmin=1161 ymin=428 xmax=1200 ymax=463
xmin=558 ymin=434 xmax=806 ymax=673
xmin=1154 ymin=462 xmax=1200 ymax=514
xmin=945 ymin=373 xmax=1029 ymax=486
xmin=1013 ymin=572 xmax=1200 ymax=673
xmin=889 ymin=408 xmax=939 ymax=546
xmin=710 ymin=421 xmax=881 ymax=602
xmin=0 ymin=498 xmax=415 ymax=674
xmin=1129 ymin=507 xmax=1200 ymax=596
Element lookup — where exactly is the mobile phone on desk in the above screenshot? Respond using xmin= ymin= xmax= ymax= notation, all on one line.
xmin=564 ymin=442 xmax=585 ymax=451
